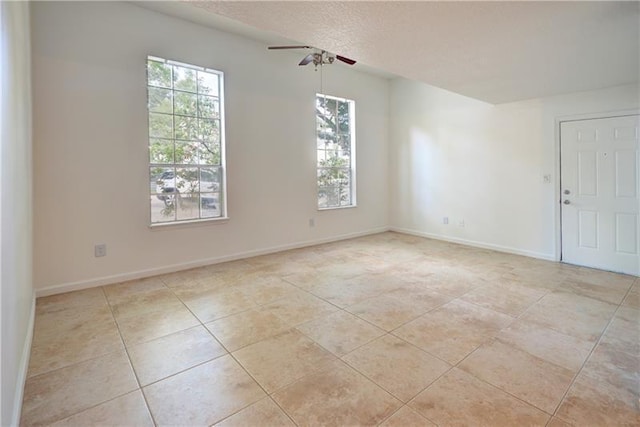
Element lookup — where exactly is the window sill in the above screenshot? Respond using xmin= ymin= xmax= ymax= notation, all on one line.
xmin=149 ymin=217 xmax=229 ymax=230
xmin=318 ymin=205 xmax=357 ymax=212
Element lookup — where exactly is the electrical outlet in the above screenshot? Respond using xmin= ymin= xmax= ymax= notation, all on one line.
xmin=543 ymin=174 xmax=552 ymax=184
xmin=95 ymin=244 xmax=107 ymax=257
xmin=309 ymin=218 xmax=315 ymax=227
xmin=443 ymin=217 xmax=449 ymax=225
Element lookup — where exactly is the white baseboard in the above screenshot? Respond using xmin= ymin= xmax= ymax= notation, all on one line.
xmin=390 ymin=226 xmax=557 ymax=262
xmin=11 ymin=293 xmax=35 ymax=427
xmin=36 ymin=227 xmax=390 ymax=297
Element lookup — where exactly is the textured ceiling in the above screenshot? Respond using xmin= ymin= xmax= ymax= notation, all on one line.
xmin=139 ymin=1 xmax=640 ymax=104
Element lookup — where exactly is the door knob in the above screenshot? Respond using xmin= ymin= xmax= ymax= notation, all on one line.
xmin=563 ymin=189 xmax=570 ymax=195
xmin=563 ymin=200 xmax=571 ymax=205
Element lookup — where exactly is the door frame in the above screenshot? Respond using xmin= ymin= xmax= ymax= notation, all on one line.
xmin=554 ymin=109 xmax=640 ymax=265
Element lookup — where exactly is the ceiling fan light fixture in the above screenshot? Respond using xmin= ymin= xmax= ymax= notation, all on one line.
xmin=268 ymin=45 xmax=356 ymax=67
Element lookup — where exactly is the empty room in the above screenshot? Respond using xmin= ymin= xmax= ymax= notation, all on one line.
xmin=2 ymin=1 xmax=639 ymax=426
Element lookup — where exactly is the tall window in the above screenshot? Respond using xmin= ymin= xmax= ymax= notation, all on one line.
xmin=147 ymin=56 xmax=226 ymax=224
xmin=316 ymin=94 xmax=356 ymax=209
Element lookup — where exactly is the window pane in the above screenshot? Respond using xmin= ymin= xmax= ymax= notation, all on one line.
xmin=339 ymin=185 xmax=352 ymax=206
xmin=147 ymin=60 xmax=172 ymax=88
xmin=198 ymin=95 xmax=219 ymax=118
xmin=198 ymin=141 xmax=220 ymax=165
xmin=175 ymin=116 xmax=198 ymax=140
xmin=175 ymin=141 xmax=198 ymax=165
xmin=175 ymin=167 xmax=199 ymax=193
xmin=150 ymin=139 xmax=174 ymax=164
xmin=200 ymin=167 xmax=221 ymax=192
xmin=198 ymin=71 xmax=219 ymax=96
xmin=150 ymin=167 xmax=172 ymax=195
xmin=173 ymin=66 xmax=197 ymax=92
xmin=148 ymin=87 xmax=173 ymax=114
xmin=200 ymin=193 xmax=220 ymax=218
xmin=338 ymin=101 xmax=350 ymax=133
xmin=176 ymin=193 xmax=200 ymax=220
xmin=199 ymin=119 xmax=220 ymax=143
xmin=151 ymin=195 xmax=176 ymax=223
xmin=149 ymin=113 xmax=173 ymax=139
xmin=319 ymin=186 xmax=339 ymax=208
xmin=174 ymin=91 xmax=197 ymax=117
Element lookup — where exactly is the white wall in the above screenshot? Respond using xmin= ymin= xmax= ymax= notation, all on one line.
xmin=390 ymin=79 xmax=639 ymax=259
xmin=1 ymin=1 xmax=34 ymax=425
xmin=32 ymin=2 xmax=389 ymax=294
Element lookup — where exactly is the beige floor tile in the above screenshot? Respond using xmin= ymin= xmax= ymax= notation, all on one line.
xmin=28 ymin=314 xmax=123 ymax=377
xmin=306 ymin=278 xmax=387 ymax=308
xmin=102 ymin=276 xmax=167 ymax=304
xmin=205 ymin=308 xmax=293 ymax=352
xmin=566 ymin=267 xmax=636 ymax=290
xmin=110 ymin=288 xmax=185 ymax=319
xmin=32 ymin=305 xmax=114 ymax=343
xmin=159 ymin=266 xmax=214 ymax=288
xmin=144 ymin=355 xmax=265 ymax=426
xmin=116 ymin=305 xmax=200 ymax=346
xmin=388 ymin=284 xmax=453 ymax=310
xmin=561 ymin=279 xmax=630 ymax=305
xmin=261 ymin=291 xmax=338 ymax=325
xmin=379 ymin=406 xmax=436 ymax=427
xmin=21 ymin=351 xmax=138 ymax=426
xmin=215 ymin=397 xmax=295 ymax=427
xmin=235 ymin=276 xmax=301 ymax=305
xmin=343 ymin=335 xmax=450 ymax=402
xmin=600 ymin=306 xmax=640 ymax=356
xmin=296 ymin=310 xmax=384 ymax=356
xmin=50 ymin=391 xmax=153 ymax=427
xmin=459 ymin=282 xmax=546 ymax=316
xmin=128 ymin=325 xmax=227 ymax=386
xmin=546 ymin=417 xmax=572 ymax=427
xmin=409 ymin=368 xmax=550 ymax=426
xmin=581 ymin=342 xmax=639 ymax=397
xmin=520 ymin=291 xmax=617 ymax=341
xmin=622 ymin=283 xmax=639 ymax=309
xmin=180 ymin=287 xmax=258 ymax=323
xmin=458 ymin=340 xmax=574 ymax=413
xmin=346 ymin=293 xmax=432 ymax=331
xmin=281 ymin=271 xmax=340 ymax=291
xmin=497 ymin=320 xmax=594 ymax=372
xmin=555 ymin=373 xmax=640 ymax=426
xmin=36 ymin=287 xmax=107 ymax=315
xmin=272 ymin=360 xmax=402 ymax=426
xmin=232 ymin=329 xmax=336 ymax=393
xmin=422 ymin=268 xmax=487 ymax=297
xmin=393 ymin=300 xmax=513 ymax=364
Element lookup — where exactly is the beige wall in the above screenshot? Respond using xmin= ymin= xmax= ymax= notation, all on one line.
xmin=31 ymin=1 xmax=390 ymax=295
xmin=390 ymin=79 xmax=639 ymax=259
xmin=1 ymin=1 xmax=34 ymax=425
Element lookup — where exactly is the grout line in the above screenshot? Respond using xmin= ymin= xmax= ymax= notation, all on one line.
xmin=100 ymin=286 xmax=160 ymax=427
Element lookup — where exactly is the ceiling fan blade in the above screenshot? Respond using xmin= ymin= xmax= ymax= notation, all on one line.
xmin=298 ymin=54 xmax=314 ymax=66
xmin=268 ymin=45 xmax=312 ymax=50
xmin=336 ymin=55 xmax=356 ymax=65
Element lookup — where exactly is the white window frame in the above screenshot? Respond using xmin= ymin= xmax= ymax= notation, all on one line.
xmin=147 ymin=55 xmax=227 ymax=226
xmin=316 ymin=93 xmax=356 ymax=210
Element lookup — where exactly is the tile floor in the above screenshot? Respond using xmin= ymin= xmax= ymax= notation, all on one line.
xmin=21 ymin=232 xmax=639 ymax=426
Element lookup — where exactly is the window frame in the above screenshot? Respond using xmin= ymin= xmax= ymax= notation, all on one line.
xmin=316 ymin=93 xmax=357 ymax=210
xmin=146 ymin=55 xmax=228 ymax=226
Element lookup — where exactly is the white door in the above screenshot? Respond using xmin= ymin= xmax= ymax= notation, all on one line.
xmin=560 ymin=115 xmax=640 ymax=275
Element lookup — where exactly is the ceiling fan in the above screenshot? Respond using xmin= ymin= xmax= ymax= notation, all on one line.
xmin=268 ymin=45 xmax=356 ymax=67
